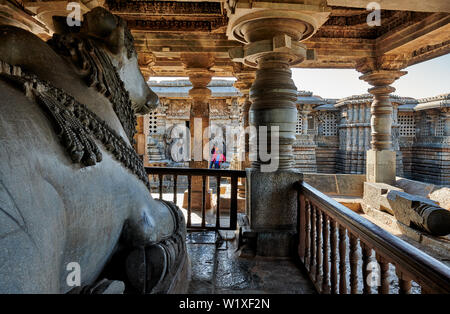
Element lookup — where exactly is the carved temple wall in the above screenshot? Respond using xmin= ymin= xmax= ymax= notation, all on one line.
xmin=145 ymin=81 xmax=449 ymax=186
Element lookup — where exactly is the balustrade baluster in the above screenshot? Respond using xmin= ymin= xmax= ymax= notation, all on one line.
xmin=361 ymin=243 xmax=371 ymax=294
xmin=304 ymin=200 xmax=311 ymax=268
xmin=349 ymin=233 xmax=358 ymax=294
xmin=339 ymin=226 xmax=347 ymax=294
xmin=376 ymin=254 xmax=390 ymax=294
xmin=330 ymin=220 xmax=338 ymax=294
xmin=298 ymin=193 xmax=307 ymax=262
xmin=316 ymin=208 xmax=322 ymax=285
xmin=396 ymin=269 xmax=411 ymax=294
xmin=322 ymin=212 xmax=330 ymax=293
xmin=310 ymin=205 xmax=316 ymax=279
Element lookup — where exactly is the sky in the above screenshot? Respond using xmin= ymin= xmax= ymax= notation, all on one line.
xmin=151 ymin=53 xmax=449 ymax=100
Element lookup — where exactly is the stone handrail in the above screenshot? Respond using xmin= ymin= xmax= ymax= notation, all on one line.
xmin=295 ymin=181 xmax=450 ymax=294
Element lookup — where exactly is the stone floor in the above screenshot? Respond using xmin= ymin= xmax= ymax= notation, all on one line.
xmin=185 ymin=231 xmax=316 ymax=294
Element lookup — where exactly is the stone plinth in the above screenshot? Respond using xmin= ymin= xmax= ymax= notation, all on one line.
xmin=366 ymin=149 xmax=396 ymax=185
xmin=242 ymin=169 xmax=303 ymax=257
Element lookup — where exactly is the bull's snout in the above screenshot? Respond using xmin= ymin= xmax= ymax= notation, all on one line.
xmin=134 ymin=88 xmax=159 ymax=115
xmin=146 ymin=91 xmax=159 ymax=108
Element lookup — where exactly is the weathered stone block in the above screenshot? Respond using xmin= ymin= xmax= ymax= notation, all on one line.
xmin=363 ymin=182 xmax=403 ymax=215
xmin=387 ymin=190 xmax=450 ymax=236
xmin=366 ymin=149 xmax=396 ymax=185
xmin=246 ymin=169 xmax=303 ymax=231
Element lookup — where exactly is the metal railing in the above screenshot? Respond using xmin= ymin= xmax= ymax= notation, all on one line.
xmin=145 ymin=167 xmax=246 ymax=231
xmin=295 ymin=181 xmax=450 ymax=294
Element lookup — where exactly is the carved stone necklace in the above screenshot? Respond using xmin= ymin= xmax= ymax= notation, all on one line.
xmin=47 ymin=33 xmax=137 ymax=143
xmin=0 ymin=60 xmax=150 ymax=190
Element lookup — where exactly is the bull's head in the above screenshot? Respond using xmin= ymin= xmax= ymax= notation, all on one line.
xmin=55 ymin=7 xmax=159 ymax=115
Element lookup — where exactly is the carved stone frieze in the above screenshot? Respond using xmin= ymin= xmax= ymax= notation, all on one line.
xmin=106 ymin=1 xmax=223 ymax=16
xmin=125 ymin=17 xmax=228 ymax=32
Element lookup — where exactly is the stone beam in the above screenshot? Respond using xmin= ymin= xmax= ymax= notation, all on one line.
xmin=327 ymin=0 xmax=450 ymax=13
xmin=375 ymin=12 xmax=450 ymax=64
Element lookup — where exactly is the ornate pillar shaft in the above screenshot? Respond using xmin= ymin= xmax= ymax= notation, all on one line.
xmin=233 ymin=68 xmax=255 ymax=171
xmin=359 ymin=68 xmax=406 ymax=184
xmin=187 ymin=68 xmax=213 ymax=167
xmin=181 ymin=54 xmax=215 ymax=210
xmin=249 ymin=55 xmax=298 ymax=171
xmin=227 ymin=4 xmax=330 ymax=257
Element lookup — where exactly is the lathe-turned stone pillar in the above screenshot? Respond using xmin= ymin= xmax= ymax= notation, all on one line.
xmin=227 ymin=4 xmax=330 ymax=257
xmin=233 ymin=68 xmax=255 ymax=199
xmin=358 ymin=62 xmax=406 ymax=185
xmin=181 ymin=54 xmax=214 ymax=210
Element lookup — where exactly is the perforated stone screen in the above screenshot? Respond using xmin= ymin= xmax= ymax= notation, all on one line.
xmin=436 ymin=118 xmax=445 ymax=136
xmin=322 ymin=112 xmax=338 ymax=136
xmin=398 ymin=113 xmax=415 ymax=137
xmin=148 ymin=110 xmax=158 ymax=134
xmin=296 ymin=111 xmax=303 ymax=134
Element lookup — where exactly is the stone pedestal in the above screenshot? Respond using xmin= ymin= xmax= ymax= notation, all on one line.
xmin=366 ymin=150 xmax=396 ymax=185
xmin=243 ymin=169 xmax=303 ymax=257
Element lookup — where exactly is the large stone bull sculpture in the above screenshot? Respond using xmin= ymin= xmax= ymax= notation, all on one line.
xmin=0 ymin=7 xmax=188 ymax=293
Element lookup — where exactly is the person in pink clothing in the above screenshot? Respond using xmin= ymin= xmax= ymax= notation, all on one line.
xmin=213 ymin=149 xmax=226 ymax=169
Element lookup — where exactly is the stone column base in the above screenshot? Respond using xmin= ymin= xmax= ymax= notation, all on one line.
xmin=366 ymin=149 xmax=396 ymax=185
xmin=239 ymin=169 xmax=302 ymax=257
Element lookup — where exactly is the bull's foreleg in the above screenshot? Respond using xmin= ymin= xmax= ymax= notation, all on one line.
xmin=121 ymin=200 xmax=188 ymax=293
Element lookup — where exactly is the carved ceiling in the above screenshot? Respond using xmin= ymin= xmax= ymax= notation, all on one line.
xmin=4 ymin=0 xmax=450 ymax=77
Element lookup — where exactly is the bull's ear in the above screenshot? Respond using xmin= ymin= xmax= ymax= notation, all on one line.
xmin=80 ymin=7 xmax=116 ymax=38
xmin=105 ymin=20 xmax=125 ymax=55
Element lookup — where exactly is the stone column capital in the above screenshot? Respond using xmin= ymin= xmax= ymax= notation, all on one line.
xmin=227 ymin=4 xmax=330 ymax=68
xmin=138 ymin=53 xmax=156 ymax=81
xmin=359 ymin=70 xmax=407 ymax=89
xmin=356 ymin=55 xmax=409 ymax=75
xmin=185 ymin=67 xmax=214 ymax=103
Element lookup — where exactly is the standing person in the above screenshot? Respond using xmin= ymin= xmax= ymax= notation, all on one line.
xmin=215 ymin=149 xmax=226 ymax=169
xmin=219 ymin=150 xmax=226 ymax=167
xmin=210 ymin=145 xmax=216 ymax=168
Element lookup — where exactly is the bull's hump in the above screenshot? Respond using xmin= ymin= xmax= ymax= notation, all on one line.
xmin=0 ymin=26 xmax=71 ymax=83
